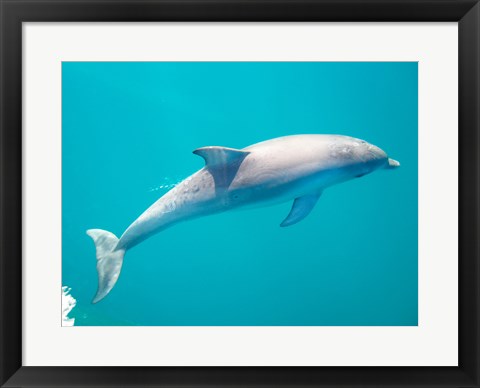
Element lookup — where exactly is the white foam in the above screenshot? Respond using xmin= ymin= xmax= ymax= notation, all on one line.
xmin=61 ymin=286 xmax=77 ymax=327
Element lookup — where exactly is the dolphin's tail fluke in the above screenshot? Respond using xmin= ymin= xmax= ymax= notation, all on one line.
xmin=86 ymin=229 xmax=125 ymax=304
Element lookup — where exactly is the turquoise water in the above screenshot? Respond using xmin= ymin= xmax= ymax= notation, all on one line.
xmin=62 ymin=62 xmax=418 ymax=326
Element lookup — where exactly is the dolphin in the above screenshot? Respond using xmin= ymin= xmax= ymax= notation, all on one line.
xmin=87 ymin=134 xmax=399 ymax=303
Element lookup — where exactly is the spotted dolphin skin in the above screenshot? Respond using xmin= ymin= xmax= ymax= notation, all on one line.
xmin=88 ymin=134 xmax=400 ymax=303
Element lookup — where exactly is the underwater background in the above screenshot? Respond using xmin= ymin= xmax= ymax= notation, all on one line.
xmin=62 ymin=62 xmax=418 ymax=326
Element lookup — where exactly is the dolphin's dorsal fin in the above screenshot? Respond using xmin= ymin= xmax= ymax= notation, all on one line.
xmin=193 ymin=146 xmax=249 ymax=168
xmin=193 ymin=146 xmax=250 ymax=192
xmin=280 ymin=193 xmax=322 ymax=227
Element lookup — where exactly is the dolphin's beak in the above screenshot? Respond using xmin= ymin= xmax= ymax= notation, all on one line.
xmin=385 ymin=158 xmax=400 ymax=169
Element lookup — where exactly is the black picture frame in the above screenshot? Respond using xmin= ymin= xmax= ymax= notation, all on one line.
xmin=1 ymin=0 xmax=479 ymax=387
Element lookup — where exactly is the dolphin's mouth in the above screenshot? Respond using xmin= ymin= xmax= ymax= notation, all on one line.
xmin=387 ymin=158 xmax=400 ymax=168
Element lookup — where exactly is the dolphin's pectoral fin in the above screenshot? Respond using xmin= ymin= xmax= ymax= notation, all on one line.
xmin=193 ymin=146 xmax=250 ymax=168
xmin=280 ymin=193 xmax=322 ymax=227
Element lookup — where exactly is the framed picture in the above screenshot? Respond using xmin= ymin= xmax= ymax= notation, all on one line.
xmin=1 ymin=0 xmax=478 ymax=387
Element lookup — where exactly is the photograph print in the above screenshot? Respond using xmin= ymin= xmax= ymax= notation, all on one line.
xmin=61 ymin=62 xmax=418 ymax=326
